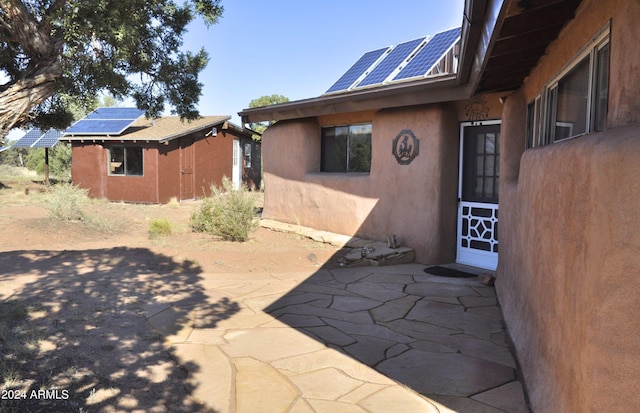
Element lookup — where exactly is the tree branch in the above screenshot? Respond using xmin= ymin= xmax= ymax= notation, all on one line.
xmin=0 ymin=62 xmax=61 ymax=135
xmin=0 ymin=0 xmax=54 ymax=58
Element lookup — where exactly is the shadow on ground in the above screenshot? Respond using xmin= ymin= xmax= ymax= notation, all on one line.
xmin=0 ymin=247 xmax=239 ymax=412
xmin=264 ymin=263 xmax=521 ymax=411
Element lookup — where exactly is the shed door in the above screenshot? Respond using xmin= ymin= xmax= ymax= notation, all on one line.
xmin=180 ymin=137 xmax=195 ymax=200
xmin=457 ymin=122 xmax=500 ymax=270
xmin=232 ymin=139 xmax=241 ymax=189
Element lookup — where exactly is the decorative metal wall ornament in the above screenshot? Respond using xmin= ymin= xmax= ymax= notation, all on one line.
xmin=465 ymin=95 xmax=490 ymax=125
xmin=392 ymin=129 xmax=419 ymax=165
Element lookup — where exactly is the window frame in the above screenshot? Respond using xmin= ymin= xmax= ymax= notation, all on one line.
xmin=107 ymin=146 xmax=144 ymax=176
xmin=526 ymin=23 xmax=610 ymax=148
xmin=320 ymin=123 xmax=372 ymax=173
xmin=243 ymin=143 xmax=252 ymax=168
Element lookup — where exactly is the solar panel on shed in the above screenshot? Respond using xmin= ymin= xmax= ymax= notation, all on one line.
xmin=357 ymin=37 xmax=427 ymax=88
xmin=393 ymin=27 xmax=461 ymax=81
xmin=13 ymin=128 xmax=45 ymax=147
xmin=33 ymin=129 xmax=63 ymax=148
xmin=85 ymin=107 xmax=145 ymax=120
xmin=65 ymin=107 xmax=145 ymax=135
xmin=325 ymin=47 xmax=391 ymax=94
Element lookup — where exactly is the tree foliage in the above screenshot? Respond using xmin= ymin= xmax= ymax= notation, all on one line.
xmin=0 ymin=0 xmax=223 ymax=139
xmin=24 ymin=143 xmax=72 ymax=180
xmin=247 ymin=94 xmax=288 ymax=140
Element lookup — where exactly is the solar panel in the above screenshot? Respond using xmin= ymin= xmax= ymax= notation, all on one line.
xmin=85 ymin=107 xmax=145 ymax=120
xmin=393 ymin=27 xmax=461 ymax=81
xmin=66 ymin=119 xmax=136 ymax=135
xmin=33 ymin=129 xmax=62 ymax=148
xmin=64 ymin=107 xmax=145 ymax=135
xmin=357 ymin=37 xmax=427 ymax=88
xmin=13 ymin=128 xmax=45 ymax=147
xmin=325 ymin=47 xmax=391 ymax=94
xmin=12 ymin=128 xmax=62 ymax=148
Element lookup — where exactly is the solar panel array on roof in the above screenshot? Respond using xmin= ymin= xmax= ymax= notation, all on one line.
xmin=357 ymin=37 xmax=427 ymax=88
xmin=84 ymin=107 xmax=146 ymax=120
xmin=324 ymin=27 xmax=461 ymax=94
xmin=325 ymin=47 xmax=391 ymax=94
xmin=394 ymin=27 xmax=461 ymax=81
xmin=65 ymin=107 xmax=145 ymax=136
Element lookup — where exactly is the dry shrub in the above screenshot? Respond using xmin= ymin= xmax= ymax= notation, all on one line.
xmin=190 ymin=177 xmax=257 ymax=242
xmin=45 ymin=183 xmax=88 ymax=221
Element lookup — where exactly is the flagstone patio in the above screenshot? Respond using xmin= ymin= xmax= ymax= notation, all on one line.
xmin=146 ymin=262 xmax=530 ymax=413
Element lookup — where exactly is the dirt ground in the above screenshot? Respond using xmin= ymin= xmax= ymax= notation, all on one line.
xmin=0 ymin=181 xmax=342 ymax=412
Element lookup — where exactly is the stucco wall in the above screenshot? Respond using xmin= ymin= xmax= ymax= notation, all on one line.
xmin=262 ymin=104 xmax=460 ymax=263
xmin=496 ymin=1 xmax=640 ymax=411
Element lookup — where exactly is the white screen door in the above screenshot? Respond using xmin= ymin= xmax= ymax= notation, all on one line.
xmin=457 ymin=122 xmax=500 ymax=270
xmin=232 ymin=139 xmax=241 ymax=189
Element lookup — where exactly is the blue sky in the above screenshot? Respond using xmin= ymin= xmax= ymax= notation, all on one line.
xmin=4 ymin=1 xmax=463 ymax=141
xmin=183 ymin=1 xmax=465 ymax=124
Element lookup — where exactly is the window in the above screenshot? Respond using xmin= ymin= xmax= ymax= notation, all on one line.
xmin=321 ymin=124 xmax=372 ymax=173
xmin=526 ymin=96 xmax=542 ymax=149
xmin=244 ymin=143 xmax=252 ymax=168
xmin=526 ymin=24 xmax=610 ymax=147
xmin=108 ymin=147 xmax=143 ymax=176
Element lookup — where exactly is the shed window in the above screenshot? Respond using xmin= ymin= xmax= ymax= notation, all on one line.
xmin=109 ymin=147 xmax=143 ymax=176
xmin=321 ymin=124 xmax=372 ymax=173
xmin=244 ymin=143 xmax=251 ymax=168
xmin=526 ymin=23 xmax=610 ymax=147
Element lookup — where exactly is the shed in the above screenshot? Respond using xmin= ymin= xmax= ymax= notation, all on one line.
xmin=63 ymin=110 xmax=261 ymax=203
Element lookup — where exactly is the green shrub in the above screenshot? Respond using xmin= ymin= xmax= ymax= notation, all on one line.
xmin=190 ymin=177 xmax=257 ymax=242
xmin=45 ymin=183 xmax=88 ymax=221
xmin=148 ymin=218 xmax=172 ymax=239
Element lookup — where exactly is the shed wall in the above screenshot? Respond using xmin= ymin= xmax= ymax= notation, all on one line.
xmin=70 ymin=126 xmax=259 ymax=203
xmin=72 ymin=142 xmax=159 ymax=203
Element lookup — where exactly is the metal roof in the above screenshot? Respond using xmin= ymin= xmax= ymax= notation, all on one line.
xmin=62 ymin=116 xmax=235 ymax=143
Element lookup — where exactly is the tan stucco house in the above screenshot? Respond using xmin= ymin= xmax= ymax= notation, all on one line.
xmin=240 ymin=0 xmax=640 ymax=411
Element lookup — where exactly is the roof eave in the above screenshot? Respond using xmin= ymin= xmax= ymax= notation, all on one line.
xmin=239 ymin=0 xmax=506 ymax=124
xmin=157 ymin=117 xmax=231 ymax=143
xmin=62 ymin=117 xmax=232 ymax=143
xmin=239 ymin=75 xmax=468 ymax=124
xmin=457 ymin=0 xmax=508 ymax=92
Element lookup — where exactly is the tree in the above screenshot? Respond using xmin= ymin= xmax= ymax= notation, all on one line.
xmin=24 ymin=142 xmax=71 ymax=180
xmin=0 ymin=0 xmax=223 ymax=140
xmin=247 ymin=94 xmax=289 ymax=140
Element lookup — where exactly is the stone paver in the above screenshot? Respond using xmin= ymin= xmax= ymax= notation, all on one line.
xmin=145 ymin=261 xmax=530 ymax=412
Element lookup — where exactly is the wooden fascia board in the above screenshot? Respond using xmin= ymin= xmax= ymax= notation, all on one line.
xmin=464 ymin=0 xmax=510 ymax=94
xmin=156 ymin=117 xmax=231 ymax=143
xmin=239 ymin=76 xmax=464 ymax=123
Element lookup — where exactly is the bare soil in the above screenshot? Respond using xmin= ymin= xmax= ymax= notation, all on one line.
xmin=0 ymin=181 xmax=341 ymax=412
